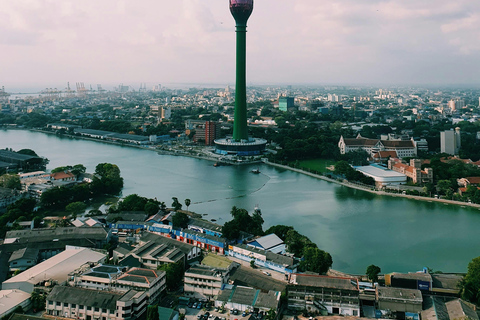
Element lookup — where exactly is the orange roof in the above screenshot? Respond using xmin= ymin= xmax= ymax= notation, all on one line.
xmin=50 ymin=171 xmax=75 ymax=180
xmin=373 ymin=151 xmax=398 ymax=158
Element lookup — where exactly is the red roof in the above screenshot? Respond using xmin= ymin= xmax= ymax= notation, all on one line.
xmin=373 ymin=151 xmax=398 ymax=158
xmin=467 ymin=177 xmax=480 ymax=185
xmin=50 ymin=171 xmax=75 ymax=180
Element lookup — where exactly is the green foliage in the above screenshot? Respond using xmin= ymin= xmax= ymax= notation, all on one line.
xmin=264 ymin=225 xmax=295 ymax=241
xmin=117 ymin=194 xmax=159 ymax=214
xmin=250 ymin=260 xmax=255 ymax=268
xmin=171 ymin=197 xmax=182 ymax=211
xmin=30 ymin=291 xmax=46 ymax=311
xmin=91 ymin=163 xmax=124 ymax=195
xmin=366 ymin=264 xmax=381 ymax=283
xmin=172 ymin=211 xmax=189 ymax=229
xmin=460 ymin=256 xmax=480 ymax=304
xmin=65 ymin=201 xmax=87 ymax=216
xmin=146 ymin=305 xmax=159 ymax=320
xmin=265 ymin=309 xmax=276 ymax=320
xmin=334 ymin=161 xmax=375 ymax=185
xmin=221 ymin=206 xmax=264 ymax=241
xmin=300 ymin=246 xmax=333 ymax=275
xmin=0 ymin=174 xmax=21 ymax=190
xmin=51 ymin=164 xmax=86 ymax=176
xmin=184 ymin=198 xmax=191 ymax=211
xmin=157 ymin=262 xmax=185 ymax=291
xmin=266 ymin=224 xmax=332 ymax=274
xmin=17 ymin=149 xmax=38 ymax=157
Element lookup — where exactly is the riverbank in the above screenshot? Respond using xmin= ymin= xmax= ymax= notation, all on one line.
xmin=28 ymin=129 xmax=263 ymax=166
xmin=263 ymin=159 xmax=480 ymax=210
xmin=10 ymin=128 xmax=480 ymax=209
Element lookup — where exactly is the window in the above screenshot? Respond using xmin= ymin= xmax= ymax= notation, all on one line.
xmin=56 ymin=302 xmax=61 ymax=306
xmin=87 ymin=306 xmax=92 ymax=311
xmin=95 ymin=308 xmax=100 ymax=312
xmin=71 ymin=304 xmax=76 ymax=308
xmin=79 ymin=305 xmax=84 ymax=310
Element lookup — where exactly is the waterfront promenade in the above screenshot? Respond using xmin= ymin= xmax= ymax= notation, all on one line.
xmin=262 ymin=159 xmax=480 ymax=210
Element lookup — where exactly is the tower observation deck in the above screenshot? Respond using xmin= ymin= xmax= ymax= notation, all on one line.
xmin=214 ymin=0 xmax=266 ymax=156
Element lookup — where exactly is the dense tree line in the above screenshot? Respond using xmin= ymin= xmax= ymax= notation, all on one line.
xmin=222 ymin=206 xmax=264 ymax=241
xmin=108 ymin=193 xmax=160 ymax=216
xmin=334 ymin=160 xmax=375 ymax=186
xmin=0 ymin=198 xmax=38 ymax=238
xmin=265 ymin=225 xmax=332 ymax=274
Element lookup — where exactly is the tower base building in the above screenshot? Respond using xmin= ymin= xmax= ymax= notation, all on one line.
xmin=214 ymin=137 xmax=266 ymax=156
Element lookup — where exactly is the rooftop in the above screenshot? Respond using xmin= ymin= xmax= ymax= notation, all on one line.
xmin=202 ymin=253 xmax=232 ymax=269
xmin=3 ymin=247 xmax=105 ymax=289
xmin=291 ymin=274 xmax=359 ymax=291
xmin=47 ymin=285 xmax=123 ymax=311
xmin=377 ymin=287 xmax=422 ymax=303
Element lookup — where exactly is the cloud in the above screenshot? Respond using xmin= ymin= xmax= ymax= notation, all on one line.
xmin=0 ymin=0 xmax=479 ymax=86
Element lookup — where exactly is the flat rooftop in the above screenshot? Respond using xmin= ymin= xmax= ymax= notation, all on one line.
xmin=354 ymin=164 xmax=407 ymax=179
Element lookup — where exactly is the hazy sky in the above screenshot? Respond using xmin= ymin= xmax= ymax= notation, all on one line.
xmin=1 ymin=0 xmax=480 ymax=90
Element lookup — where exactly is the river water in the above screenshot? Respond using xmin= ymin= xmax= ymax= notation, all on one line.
xmin=1 ymin=129 xmax=479 ymax=274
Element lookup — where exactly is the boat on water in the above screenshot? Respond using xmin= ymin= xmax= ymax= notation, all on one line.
xmin=251 ymin=168 xmax=260 ymax=174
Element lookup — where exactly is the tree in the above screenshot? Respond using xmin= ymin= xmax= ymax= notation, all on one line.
xmin=172 ymin=211 xmax=189 ymax=229
xmin=91 ymin=163 xmax=123 ymax=195
xmin=250 ymin=260 xmax=256 ymax=268
xmin=0 ymin=174 xmax=21 ymax=190
xmin=300 ymin=247 xmax=332 ymax=274
xmin=171 ymin=197 xmax=182 ymax=211
xmin=30 ymin=291 xmax=46 ymax=311
xmin=184 ymin=198 xmax=191 ymax=213
xmin=146 ymin=305 xmax=159 ymax=320
xmin=157 ymin=262 xmax=185 ymax=291
xmin=17 ymin=149 xmax=38 ymax=157
xmin=460 ymin=256 xmax=480 ymax=304
xmin=65 ymin=201 xmax=87 ymax=218
xmin=366 ymin=264 xmax=381 ymax=283
xmin=265 ymin=309 xmax=276 ymax=320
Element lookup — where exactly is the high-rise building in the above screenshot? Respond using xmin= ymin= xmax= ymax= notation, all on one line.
xmin=214 ymin=0 xmax=266 ymax=156
xmin=440 ymin=128 xmax=461 ymax=155
xmin=279 ymin=97 xmax=294 ymax=111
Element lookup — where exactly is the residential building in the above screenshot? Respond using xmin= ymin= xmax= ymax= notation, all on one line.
xmin=184 ymin=265 xmax=231 ymax=299
xmin=46 ymin=285 xmax=147 ymax=320
xmin=70 ymin=265 xmax=166 ymax=303
xmin=287 ymin=274 xmax=360 ymax=316
xmin=8 ymin=247 xmax=39 ymax=272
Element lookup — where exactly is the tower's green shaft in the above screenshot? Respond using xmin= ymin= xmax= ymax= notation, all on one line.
xmin=232 ymin=25 xmax=248 ymax=142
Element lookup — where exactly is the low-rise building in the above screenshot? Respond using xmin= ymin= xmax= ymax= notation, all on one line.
xmin=353 ymin=164 xmax=407 ymax=188
xmin=287 ymin=274 xmax=360 ymax=316
xmin=389 ymin=159 xmax=433 ymax=185
xmin=215 ymin=285 xmax=281 ymax=313
xmin=421 ymin=297 xmax=478 ymax=320
xmin=184 ymin=265 xmax=231 ymax=299
xmin=247 ymin=234 xmax=285 ymax=254
xmin=8 ymin=247 xmax=39 ymax=272
xmin=2 ymin=246 xmax=106 ymax=293
xmin=0 ymin=289 xmax=31 ymax=319
xmin=46 ymin=285 xmax=147 ymax=320
xmin=228 ymin=244 xmax=298 ymax=274
xmin=377 ymin=287 xmax=422 ymax=316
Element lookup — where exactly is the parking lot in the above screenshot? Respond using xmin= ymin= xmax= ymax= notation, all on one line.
xmin=183 ymin=305 xmax=266 ymax=320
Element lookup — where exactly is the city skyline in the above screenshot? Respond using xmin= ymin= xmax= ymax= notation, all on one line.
xmin=1 ymin=0 xmax=480 ymax=91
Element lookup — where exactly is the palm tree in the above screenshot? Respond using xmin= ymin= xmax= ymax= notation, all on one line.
xmin=185 ymin=198 xmax=191 ymax=213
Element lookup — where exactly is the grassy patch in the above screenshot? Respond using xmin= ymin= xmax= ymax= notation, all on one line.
xmin=297 ymin=159 xmax=336 ymax=173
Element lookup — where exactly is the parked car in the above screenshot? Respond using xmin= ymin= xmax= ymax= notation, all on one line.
xmin=193 ymin=303 xmax=198 ymax=309
xmin=262 ymin=271 xmax=271 ymax=276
